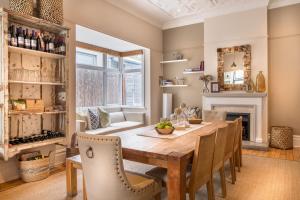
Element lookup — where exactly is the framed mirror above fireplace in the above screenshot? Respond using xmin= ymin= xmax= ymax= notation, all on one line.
xmin=217 ymin=44 xmax=251 ymax=91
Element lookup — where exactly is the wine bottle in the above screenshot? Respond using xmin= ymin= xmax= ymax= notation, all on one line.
xmin=40 ymin=33 xmax=45 ymax=51
xmin=24 ymin=29 xmax=31 ymax=49
xmin=7 ymin=25 xmax=11 ymax=45
xmin=49 ymin=37 xmax=54 ymax=53
xmin=30 ymin=30 xmax=37 ymax=50
xmin=37 ymin=32 xmax=42 ymax=51
xmin=17 ymin=27 xmax=24 ymax=48
xmin=44 ymin=36 xmax=49 ymax=52
xmin=60 ymin=37 xmax=66 ymax=55
xmin=11 ymin=25 xmax=17 ymax=47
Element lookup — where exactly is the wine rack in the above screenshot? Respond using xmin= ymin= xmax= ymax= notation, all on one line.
xmin=0 ymin=8 xmax=70 ymax=160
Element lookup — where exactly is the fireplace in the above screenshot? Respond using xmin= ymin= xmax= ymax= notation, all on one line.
xmin=226 ymin=112 xmax=250 ymax=141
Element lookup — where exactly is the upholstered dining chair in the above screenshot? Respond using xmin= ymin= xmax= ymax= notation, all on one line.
xmin=224 ymin=120 xmax=238 ymax=184
xmin=202 ymin=110 xmax=227 ymax=122
xmin=146 ymin=132 xmax=217 ymax=200
xmin=212 ymin=124 xmax=229 ymax=198
xmin=77 ymin=133 xmax=162 ymax=200
xmin=234 ymin=117 xmax=243 ymax=172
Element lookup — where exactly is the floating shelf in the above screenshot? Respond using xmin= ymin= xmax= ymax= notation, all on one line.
xmin=8 ymin=80 xmax=65 ymax=86
xmin=160 ymin=85 xmax=189 ymax=88
xmin=183 ymin=71 xmax=204 ymax=75
xmin=6 ymin=9 xmax=69 ymax=33
xmin=8 ymin=137 xmax=66 ymax=158
xmin=8 ymin=46 xmax=65 ymax=59
xmin=160 ymin=59 xmax=188 ymax=64
xmin=9 ymin=111 xmax=66 ymax=115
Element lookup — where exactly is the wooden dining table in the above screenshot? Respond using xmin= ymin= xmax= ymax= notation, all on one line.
xmin=66 ymin=121 xmax=226 ymax=200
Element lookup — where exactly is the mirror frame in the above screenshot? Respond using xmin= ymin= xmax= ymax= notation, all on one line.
xmin=217 ymin=44 xmax=251 ymax=91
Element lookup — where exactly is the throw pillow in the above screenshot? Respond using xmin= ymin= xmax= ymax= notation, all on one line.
xmin=87 ymin=109 xmax=100 ymax=130
xmin=76 ymin=113 xmax=88 ymax=130
xmin=98 ymin=108 xmax=111 ymax=128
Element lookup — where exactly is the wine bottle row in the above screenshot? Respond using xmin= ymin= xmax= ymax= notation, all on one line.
xmin=7 ymin=25 xmax=66 ymax=55
xmin=9 ymin=130 xmax=65 ymax=146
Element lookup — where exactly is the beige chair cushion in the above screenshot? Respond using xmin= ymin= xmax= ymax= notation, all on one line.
xmin=110 ymin=112 xmax=126 ymax=123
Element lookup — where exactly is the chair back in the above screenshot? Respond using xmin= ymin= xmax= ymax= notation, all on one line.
xmin=224 ymin=121 xmax=237 ymax=158
xmin=234 ymin=117 xmax=243 ymax=149
xmin=213 ymin=125 xmax=229 ymax=171
xmin=77 ymin=133 xmax=135 ymax=200
xmin=202 ymin=110 xmax=227 ymax=122
xmin=189 ymin=131 xmax=216 ymax=190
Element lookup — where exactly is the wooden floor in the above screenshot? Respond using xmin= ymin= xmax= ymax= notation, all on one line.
xmin=242 ymin=147 xmax=300 ymax=161
xmin=0 ymin=148 xmax=300 ymax=200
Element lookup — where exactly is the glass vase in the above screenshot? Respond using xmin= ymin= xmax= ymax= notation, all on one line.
xmin=256 ymin=71 xmax=266 ymax=93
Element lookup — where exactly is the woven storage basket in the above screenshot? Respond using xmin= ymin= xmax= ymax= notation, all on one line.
xmin=9 ymin=0 xmax=34 ymax=16
xmin=39 ymin=0 xmax=63 ymax=25
xmin=270 ymin=126 xmax=293 ymax=150
xmin=19 ymin=156 xmax=50 ymax=182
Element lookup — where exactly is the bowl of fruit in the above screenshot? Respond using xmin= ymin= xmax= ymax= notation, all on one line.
xmin=155 ymin=120 xmax=175 ymax=135
xmin=188 ymin=116 xmax=202 ymax=124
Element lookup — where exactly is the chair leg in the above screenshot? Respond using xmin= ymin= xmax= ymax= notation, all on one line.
xmin=207 ymin=179 xmax=215 ymax=200
xmin=83 ymin=176 xmax=87 ymax=200
xmin=229 ymin=157 xmax=236 ymax=184
xmin=154 ymin=193 xmax=161 ymax=200
xmin=219 ymin=166 xmax=227 ymax=198
xmin=188 ymin=189 xmax=196 ymax=200
xmin=235 ymin=150 xmax=241 ymax=172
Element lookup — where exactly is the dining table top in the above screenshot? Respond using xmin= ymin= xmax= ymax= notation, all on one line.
xmin=110 ymin=121 xmax=227 ymax=162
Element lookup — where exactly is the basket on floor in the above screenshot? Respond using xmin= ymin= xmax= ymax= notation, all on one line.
xmin=38 ymin=0 xmax=63 ymax=25
xmin=19 ymin=154 xmax=51 ymax=182
xmin=270 ymin=126 xmax=293 ymax=150
xmin=9 ymin=0 xmax=34 ymax=16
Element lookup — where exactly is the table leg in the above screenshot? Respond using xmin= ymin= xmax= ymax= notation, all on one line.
xmin=167 ymin=152 xmax=188 ymax=200
xmin=66 ymin=159 xmax=78 ymax=197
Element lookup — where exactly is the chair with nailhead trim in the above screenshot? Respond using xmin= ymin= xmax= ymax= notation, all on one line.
xmin=77 ymin=133 xmax=162 ymax=200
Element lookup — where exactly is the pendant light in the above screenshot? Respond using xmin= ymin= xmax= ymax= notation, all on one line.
xmin=231 ymin=52 xmax=237 ymax=68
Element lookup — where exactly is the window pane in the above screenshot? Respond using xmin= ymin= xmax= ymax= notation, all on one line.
xmin=123 ymin=55 xmax=143 ymax=70
xmin=76 ymin=67 xmax=104 ymax=107
xmin=107 ymin=55 xmax=119 ymax=70
xmin=107 ymin=72 xmax=122 ymax=105
xmin=76 ymin=52 xmax=97 ymax=65
xmin=124 ymin=72 xmax=143 ymax=106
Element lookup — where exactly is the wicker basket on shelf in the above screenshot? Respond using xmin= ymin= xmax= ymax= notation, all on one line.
xmin=38 ymin=0 xmax=63 ymax=25
xmin=270 ymin=126 xmax=293 ymax=150
xmin=9 ymin=0 xmax=34 ymax=16
xmin=19 ymin=152 xmax=52 ymax=182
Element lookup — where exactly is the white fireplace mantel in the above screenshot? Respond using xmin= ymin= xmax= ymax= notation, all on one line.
xmin=202 ymin=92 xmax=268 ymax=143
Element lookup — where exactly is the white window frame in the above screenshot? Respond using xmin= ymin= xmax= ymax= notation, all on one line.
xmin=76 ymin=48 xmax=145 ymax=108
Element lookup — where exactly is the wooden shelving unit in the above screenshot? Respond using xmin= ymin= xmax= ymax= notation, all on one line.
xmin=0 ymin=8 xmax=69 ymax=160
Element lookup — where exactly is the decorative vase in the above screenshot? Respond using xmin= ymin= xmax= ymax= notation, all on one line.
xmin=256 ymin=71 xmax=266 ymax=93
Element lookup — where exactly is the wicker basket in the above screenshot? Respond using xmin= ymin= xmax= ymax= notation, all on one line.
xmin=270 ymin=126 xmax=293 ymax=150
xmin=19 ymin=156 xmax=50 ymax=182
xmin=9 ymin=0 xmax=34 ymax=16
xmin=39 ymin=0 xmax=63 ymax=25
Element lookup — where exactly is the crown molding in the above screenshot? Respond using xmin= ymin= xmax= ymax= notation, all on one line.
xmin=268 ymin=0 xmax=300 ymax=9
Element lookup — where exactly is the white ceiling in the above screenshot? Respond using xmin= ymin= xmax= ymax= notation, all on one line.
xmin=105 ymin=0 xmax=300 ymax=29
xmin=76 ymin=25 xmax=144 ymax=52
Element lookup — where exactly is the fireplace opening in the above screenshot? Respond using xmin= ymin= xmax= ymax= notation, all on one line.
xmin=226 ymin=112 xmax=250 ymax=141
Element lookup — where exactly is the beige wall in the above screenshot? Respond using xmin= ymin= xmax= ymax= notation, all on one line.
xmin=64 ymin=0 xmax=163 ymax=124
xmin=163 ymin=23 xmax=204 ymax=108
xmin=204 ymin=7 xmax=269 ymax=142
xmin=268 ymin=4 xmax=300 ymax=136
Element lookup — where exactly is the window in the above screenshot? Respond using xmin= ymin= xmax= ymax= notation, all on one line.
xmin=76 ymin=48 xmax=144 ymax=107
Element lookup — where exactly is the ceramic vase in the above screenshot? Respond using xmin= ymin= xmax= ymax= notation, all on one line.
xmin=256 ymin=71 xmax=266 ymax=92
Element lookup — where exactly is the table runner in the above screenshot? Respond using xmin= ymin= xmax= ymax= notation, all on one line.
xmin=137 ymin=122 xmax=212 ymax=139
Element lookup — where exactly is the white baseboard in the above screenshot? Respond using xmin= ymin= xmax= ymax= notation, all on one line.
xmin=294 ymin=135 xmax=300 ymax=148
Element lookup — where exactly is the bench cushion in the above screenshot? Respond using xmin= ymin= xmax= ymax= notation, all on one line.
xmin=85 ymin=121 xmax=143 ymax=135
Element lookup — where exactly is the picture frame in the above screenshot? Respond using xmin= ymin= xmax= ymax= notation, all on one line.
xmin=211 ymin=82 xmax=220 ymax=93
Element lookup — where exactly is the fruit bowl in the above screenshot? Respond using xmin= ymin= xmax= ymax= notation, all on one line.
xmin=155 ymin=127 xmax=175 ymax=135
xmin=188 ymin=119 xmax=203 ymax=124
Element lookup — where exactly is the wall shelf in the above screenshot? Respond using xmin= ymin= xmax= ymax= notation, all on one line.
xmin=8 ymin=80 xmax=65 ymax=86
xmin=9 ymin=111 xmax=66 ymax=115
xmin=8 ymin=137 xmax=66 ymax=158
xmin=160 ymin=85 xmax=189 ymax=88
xmin=183 ymin=71 xmax=204 ymax=75
xmin=8 ymin=46 xmax=65 ymax=59
xmin=160 ymin=59 xmax=188 ymax=64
